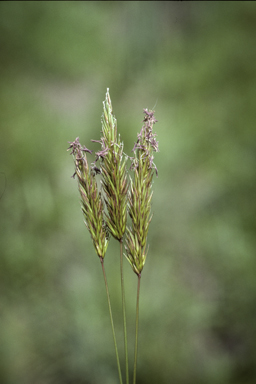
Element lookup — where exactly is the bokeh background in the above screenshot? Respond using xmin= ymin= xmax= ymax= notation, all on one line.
xmin=1 ymin=2 xmax=256 ymax=384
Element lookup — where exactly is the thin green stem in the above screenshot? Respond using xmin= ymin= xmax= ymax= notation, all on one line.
xmin=120 ymin=239 xmax=129 ymax=384
xmin=133 ymin=273 xmax=141 ymax=384
xmin=100 ymin=257 xmax=123 ymax=384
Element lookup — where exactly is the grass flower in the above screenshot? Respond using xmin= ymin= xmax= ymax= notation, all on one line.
xmin=93 ymin=89 xmax=130 ymax=383
xmin=125 ymin=108 xmax=159 ymax=276
xmin=125 ymin=108 xmax=159 ymax=384
xmin=68 ymin=136 xmax=123 ymax=384
xmin=67 ymin=137 xmax=109 ymax=259
xmin=93 ymin=88 xmax=129 ymax=242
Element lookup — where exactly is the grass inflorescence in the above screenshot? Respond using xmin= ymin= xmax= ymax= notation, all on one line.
xmin=68 ymin=89 xmax=158 ymax=384
xmin=93 ymin=89 xmax=129 ymax=242
xmin=125 ymin=108 xmax=159 ymax=276
xmin=67 ymin=137 xmax=109 ymax=259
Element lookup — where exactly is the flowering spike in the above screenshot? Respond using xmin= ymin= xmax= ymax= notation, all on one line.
xmin=93 ymin=89 xmax=128 ymax=241
xmin=67 ymin=137 xmax=109 ymax=259
xmin=125 ymin=109 xmax=158 ymax=275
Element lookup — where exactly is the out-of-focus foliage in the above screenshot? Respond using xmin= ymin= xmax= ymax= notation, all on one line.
xmin=0 ymin=2 xmax=256 ymax=383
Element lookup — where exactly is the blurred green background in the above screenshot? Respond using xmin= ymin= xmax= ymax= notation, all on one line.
xmin=1 ymin=2 xmax=256 ymax=383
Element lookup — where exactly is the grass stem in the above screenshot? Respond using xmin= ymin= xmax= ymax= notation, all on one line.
xmin=100 ymin=257 xmax=123 ymax=384
xmin=120 ymin=240 xmax=129 ymax=384
xmin=133 ymin=273 xmax=141 ymax=384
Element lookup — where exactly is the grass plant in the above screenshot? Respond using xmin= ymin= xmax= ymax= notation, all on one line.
xmin=93 ymin=89 xmax=129 ymax=383
xmin=67 ymin=137 xmax=123 ymax=384
xmin=125 ymin=108 xmax=159 ymax=384
xmin=68 ymin=90 xmax=158 ymax=384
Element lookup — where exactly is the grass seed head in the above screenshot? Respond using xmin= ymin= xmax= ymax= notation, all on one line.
xmin=125 ymin=109 xmax=158 ymax=275
xmin=92 ymin=89 xmax=129 ymax=241
xmin=68 ymin=137 xmax=109 ymax=259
